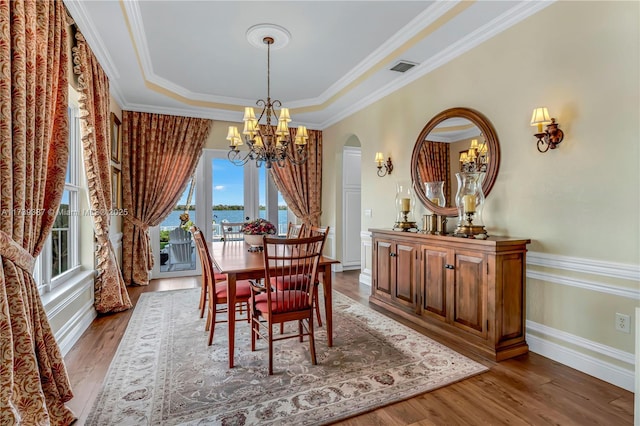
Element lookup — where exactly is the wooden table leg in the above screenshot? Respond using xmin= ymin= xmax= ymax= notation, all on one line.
xmin=227 ymin=273 xmax=236 ymax=368
xmin=322 ymin=264 xmax=333 ymax=347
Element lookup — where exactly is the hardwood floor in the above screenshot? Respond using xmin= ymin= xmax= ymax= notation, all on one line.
xmin=64 ymin=270 xmax=634 ymax=425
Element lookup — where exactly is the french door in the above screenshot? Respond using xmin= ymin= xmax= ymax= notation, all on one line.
xmin=150 ymin=149 xmax=287 ymax=279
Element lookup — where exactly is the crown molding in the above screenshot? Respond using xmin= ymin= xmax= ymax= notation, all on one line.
xmin=320 ymin=0 xmax=555 ymax=129
xmin=65 ymin=0 xmax=120 ymax=80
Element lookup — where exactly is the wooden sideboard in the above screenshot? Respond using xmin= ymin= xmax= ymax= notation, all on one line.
xmin=369 ymin=229 xmax=530 ymax=361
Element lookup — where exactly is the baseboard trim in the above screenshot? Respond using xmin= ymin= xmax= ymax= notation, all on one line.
xmin=57 ymin=299 xmax=97 ymax=356
xmin=359 ymin=272 xmax=371 ymax=287
xmin=527 ymin=320 xmax=634 ymax=392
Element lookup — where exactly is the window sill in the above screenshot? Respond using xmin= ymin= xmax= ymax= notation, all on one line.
xmin=41 ymin=268 xmax=95 ymax=315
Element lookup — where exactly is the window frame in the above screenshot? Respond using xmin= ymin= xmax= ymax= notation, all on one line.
xmin=36 ymin=103 xmax=82 ymax=294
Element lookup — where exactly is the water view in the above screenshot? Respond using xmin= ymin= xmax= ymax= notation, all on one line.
xmin=161 ymin=209 xmax=289 ymax=234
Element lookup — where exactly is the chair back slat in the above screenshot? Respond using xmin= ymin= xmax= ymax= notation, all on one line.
xmin=168 ymin=227 xmax=193 ymax=267
xmin=286 ymin=222 xmax=305 ymax=238
xmin=262 ymin=235 xmax=325 ymax=312
xmin=306 ymin=225 xmax=330 ymax=255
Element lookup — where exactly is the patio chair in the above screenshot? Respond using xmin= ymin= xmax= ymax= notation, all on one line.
xmin=221 ymin=221 xmax=245 ymax=241
xmin=168 ymin=227 xmax=193 ymax=271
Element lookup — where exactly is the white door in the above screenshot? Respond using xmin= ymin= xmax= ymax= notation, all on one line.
xmin=342 ymin=146 xmax=361 ymax=269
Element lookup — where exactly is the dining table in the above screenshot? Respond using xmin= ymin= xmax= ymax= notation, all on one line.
xmin=209 ymin=240 xmax=340 ymax=368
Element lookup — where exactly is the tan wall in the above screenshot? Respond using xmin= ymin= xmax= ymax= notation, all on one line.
xmin=204 ymin=120 xmax=241 ymax=150
xmin=322 ymin=0 xmax=639 ymax=361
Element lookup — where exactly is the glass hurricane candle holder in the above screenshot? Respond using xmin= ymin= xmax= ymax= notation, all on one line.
xmin=425 ymin=181 xmax=446 ymax=208
xmin=453 ymin=172 xmax=487 ymax=238
xmin=393 ymin=181 xmax=417 ymax=232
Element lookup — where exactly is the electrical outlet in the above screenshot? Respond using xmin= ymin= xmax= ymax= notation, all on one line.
xmin=615 ymin=313 xmax=630 ymax=333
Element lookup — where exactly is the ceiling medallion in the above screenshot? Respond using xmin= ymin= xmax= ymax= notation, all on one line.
xmin=246 ymin=24 xmax=291 ymax=50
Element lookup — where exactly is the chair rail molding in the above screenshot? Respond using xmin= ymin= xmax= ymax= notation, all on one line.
xmin=527 ymin=251 xmax=640 ymax=282
xmin=527 ymin=270 xmax=640 ymax=300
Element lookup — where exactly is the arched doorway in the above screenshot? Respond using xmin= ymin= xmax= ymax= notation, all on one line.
xmin=341 ymin=137 xmax=361 ymax=269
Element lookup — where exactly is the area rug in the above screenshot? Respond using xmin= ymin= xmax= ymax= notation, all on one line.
xmin=86 ymin=289 xmax=488 ymax=425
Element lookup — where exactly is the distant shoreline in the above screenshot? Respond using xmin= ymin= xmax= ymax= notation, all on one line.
xmin=175 ymin=205 xmax=287 ymax=211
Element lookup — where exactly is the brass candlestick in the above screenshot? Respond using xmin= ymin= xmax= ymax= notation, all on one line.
xmin=453 ymin=211 xmax=487 ymax=238
xmin=394 ymin=210 xmax=417 ymax=232
xmin=421 ymin=213 xmax=438 ymax=234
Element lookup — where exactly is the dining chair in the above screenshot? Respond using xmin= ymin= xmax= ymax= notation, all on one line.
xmin=221 ymin=222 xmax=246 ymax=241
xmin=305 ymin=226 xmax=330 ymax=325
xmin=277 ymin=225 xmax=329 ymax=334
xmin=249 ymin=234 xmax=325 ymax=375
xmin=190 ymin=226 xmax=228 ymax=318
xmin=192 ymin=226 xmax=252 ymax=345
xmin=286 ymin=222 xmax=305 ymax=238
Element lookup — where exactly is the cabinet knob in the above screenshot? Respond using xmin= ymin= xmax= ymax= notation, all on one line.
xmin=445 ymin=264 xmax=454 ymax=269
xmin=390 ymin=252 xmax=397 ymax=257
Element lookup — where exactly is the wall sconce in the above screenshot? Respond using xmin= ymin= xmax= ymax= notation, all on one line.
xmin=375 ymin=152 xmax=393 ymax=177
xmin=530 ymin=107 xmax=565 ymax=153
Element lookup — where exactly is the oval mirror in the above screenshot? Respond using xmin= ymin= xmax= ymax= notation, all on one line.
xmin=410 ymin=107 xmax=500 ymax=217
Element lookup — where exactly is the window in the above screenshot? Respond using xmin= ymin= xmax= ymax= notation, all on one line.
xmin=35 ymin=104 xmax=81 ymax=293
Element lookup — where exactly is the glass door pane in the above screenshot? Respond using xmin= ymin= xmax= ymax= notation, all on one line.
xmin=212 ymin=157 xmax=246 ymax=240
xmin=157 ymin=180 xmax=197 ymax=274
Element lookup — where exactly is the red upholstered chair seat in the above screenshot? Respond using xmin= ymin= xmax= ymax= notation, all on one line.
xmin=214 ymin=272 xmax=227 ymax=282
xmin=271 ymin=274 xmax=311 ymax=291
xmin=254 ymin=290 xmax=310 ymax=313
xmin=215 ymin=280 xmax=252 ymax=300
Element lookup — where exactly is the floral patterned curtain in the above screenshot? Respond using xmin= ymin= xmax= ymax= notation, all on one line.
xmin=72 ymin=30 xmax=132 ymax=313
xmin=121 ymin=111 xmax=211 ymax=286
xmin=0 ymin=0 xmax=75 ymax=423
xmin=269 ymin=128 xmax=322 ymax=228
xmin=417 ymin=141 xmax=451 ymax=203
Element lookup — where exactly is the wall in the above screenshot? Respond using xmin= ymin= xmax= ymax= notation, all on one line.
xmin=322 ymin=1 xmax=639 ymax=391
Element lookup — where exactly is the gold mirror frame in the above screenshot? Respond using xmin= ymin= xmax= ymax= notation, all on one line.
xmin=410 ymin=107 xmax=501 ymax=217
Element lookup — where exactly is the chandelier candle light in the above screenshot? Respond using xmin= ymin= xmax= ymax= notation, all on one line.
xmin=227 ymin=28 xmax=308 ymax=168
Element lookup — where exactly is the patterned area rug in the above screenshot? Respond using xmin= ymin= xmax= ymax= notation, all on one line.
xmin=86 ymin=289 xmax=488 ymax=425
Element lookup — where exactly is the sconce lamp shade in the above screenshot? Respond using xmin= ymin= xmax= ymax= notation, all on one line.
xmin=530 ymin=107 xmax=565 ymax=153
xmin=531 ymin=107 xmax=552 ymax=132
xmin=375 ymin=152 xmax=393 ymax=177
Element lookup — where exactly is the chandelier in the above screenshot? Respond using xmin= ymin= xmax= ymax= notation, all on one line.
xmin=226 ymin=35 xmax=308 ymax=168
xmin=459 ymin=138 xmax=488 ymax=173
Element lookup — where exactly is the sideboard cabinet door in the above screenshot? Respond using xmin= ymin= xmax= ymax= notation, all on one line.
xmin=372 ymin=236 xmax=419 ymax=314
